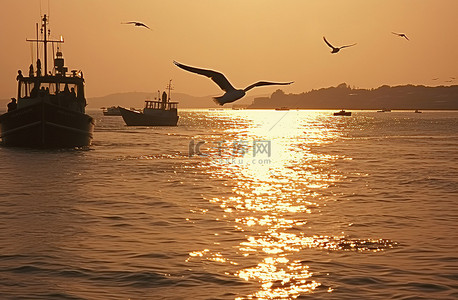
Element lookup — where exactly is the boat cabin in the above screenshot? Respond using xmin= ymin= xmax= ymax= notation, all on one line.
xmin=143 ymin=100 xmax=178 ymax=112
xmin=17 ymin=74 xmax=86 ymax=113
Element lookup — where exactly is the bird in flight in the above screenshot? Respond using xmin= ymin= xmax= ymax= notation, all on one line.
xmin=392 ymin=32 xmax=409 ymax=40
xmin=173 ymin=61 xmax=293 ymax=105
xmin=323 ymin=36 xmax=356 ymax=53
xmin=122 ymin=21 xmax=151 ymax=30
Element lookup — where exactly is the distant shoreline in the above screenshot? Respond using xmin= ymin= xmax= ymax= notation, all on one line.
xmin=2 ymin=83 xmax=457 ymax=110
xmin=249 ymin=83 xmax=458 ymax=110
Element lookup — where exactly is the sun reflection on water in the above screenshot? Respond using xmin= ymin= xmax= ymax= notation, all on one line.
xmin=235 ymin=257 xmax=320 ymax=299
xmin=187 ymin=111 xmax=397 ymax=299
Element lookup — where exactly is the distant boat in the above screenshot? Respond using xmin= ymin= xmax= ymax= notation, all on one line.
xmin=275 ymin=107 xmax=290 ymax=111
xmin=119 ymin=100 xmax=178 ymax=126
xmin=377 ymin=108 xmax=391 ymax=112
xmin=102 ymin=106 xmax=121 ymax=116
xmin=0 ymin=14 xmax=94 ymax=147
xmin=333 ymin=110 xmax=352 ymax=116
xmin=414 ymin=109 xmax=422 ymax=113
xmin=119 ymin=80 xmax=179 ymax=126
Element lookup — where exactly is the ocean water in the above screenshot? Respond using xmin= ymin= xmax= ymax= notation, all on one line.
xmin=0 ymin=109 xmax=457 ymax=300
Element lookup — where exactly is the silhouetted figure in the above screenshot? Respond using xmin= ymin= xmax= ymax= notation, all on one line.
xmin=392 ymin=32 xmax=409 ymax=40
xmin=323 ymin=36 xmax=356 ymax=53
xmin=29 ymin=64 xmax=34 ymax=77
xmin=59 ymin=84 xmax=72 ymax=108
xmin=161 ymin=91 xmax=167 ymax=109
xmin=76 ymin=92 xmax=86 ymax=113
xmin=30 ymin=83 xmax=39 ymax=98
xmin=173 ymin=61 xmax=294 ymax=105
xmin=7 ymin=98 xmax=17 ymax=112
xmin=63 ymin=84 xmax=70 ymax=94
xmin=36 ymin=59 xmax=42 ymax=77
xmin=122 ymin=21 xmax=151 ymax=30
xmin=16 ymin=70 xmax=23 ymax=81
xmin=39 ymin=87 xmax=46 ymax=97
xmin=70 ymin=87 xmax=76 ymax=98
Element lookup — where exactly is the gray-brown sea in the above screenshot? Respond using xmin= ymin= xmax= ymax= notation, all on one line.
xmin=0 ymin=109 xmax=457 ymax=299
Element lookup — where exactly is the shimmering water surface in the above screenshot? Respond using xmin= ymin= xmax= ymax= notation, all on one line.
xmin=0 ymin=110 xmax=457 ymax=299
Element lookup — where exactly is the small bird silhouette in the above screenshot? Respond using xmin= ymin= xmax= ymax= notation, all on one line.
xmin=122 ymin=21 xmax=151 ymax=30
xmin=392 ymin=32 xmax=409 ymax=40
xmin=173 ymin=61 xmax=293 ymax=105
xmin=323 ymin=36 xmax=356 ymax=53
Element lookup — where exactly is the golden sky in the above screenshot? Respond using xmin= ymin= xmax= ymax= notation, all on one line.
xmin=1 ymin=0 xmax=457 ymax=99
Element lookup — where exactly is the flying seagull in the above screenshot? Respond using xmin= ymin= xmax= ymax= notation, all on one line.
xmin=173 ymin=61 xmax=293 ymax=105
xmin=392 ymin=32 xmax=409 ymax=40
xmin=122 ymin=21 xmax=151 ymax=30
xmin=323 ymin=36 xmax=356 ymax=53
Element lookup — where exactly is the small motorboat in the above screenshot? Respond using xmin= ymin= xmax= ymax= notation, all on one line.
xmin=333 ymin=110 xmax=352 ymax=116
xmin=102 ymin=106 xmax=121 ymax=116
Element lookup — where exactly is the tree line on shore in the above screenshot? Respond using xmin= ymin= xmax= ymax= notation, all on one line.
xmin=249 ymin=83 xmax=458 ymax=110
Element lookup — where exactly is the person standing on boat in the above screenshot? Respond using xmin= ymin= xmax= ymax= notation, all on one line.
xmin=162 ymin=91 xmax=167 ymax=109
xmin=36 ymin=59 xmax=42 ymax=77
xmin=75 ymin=88 xmax=86 ymax=113
xmin=29 ymin=64 xmax=34 ymax=77
xmin=7 ymin=98 xmax=17 ymax=112
xmin=16 ymin=70 xmax=23 ymax=81
xmin=30 ymin=82 xmax=39 ymax=98
xmin=63 ymin=83 xmax=70 ymax=94
xmin=70 ymin=87 xmax=76 ymax=98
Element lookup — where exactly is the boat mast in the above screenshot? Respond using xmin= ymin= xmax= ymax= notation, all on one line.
xmin=43 ymin=14 xmax=48 ymax=75
xmin=166 ymin=79 xmax=174 ymax=101
xmin=26 ymin=14 xmax=62 ymax=76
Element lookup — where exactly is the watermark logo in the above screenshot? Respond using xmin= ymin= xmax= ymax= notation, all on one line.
xmin=189 ymin=139 xmax=272 ymax=165
xmin=188 ymin=140 xmax=207 ymax=157
xmin=253 ymin=140 xmax=271 ymax=157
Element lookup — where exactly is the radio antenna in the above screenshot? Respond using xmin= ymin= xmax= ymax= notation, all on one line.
xmin=36 ymin=23 xmax=39 ymax=65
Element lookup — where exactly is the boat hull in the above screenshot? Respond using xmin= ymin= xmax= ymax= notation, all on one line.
xmin=0 ymin=101 xmax=94 ymax=147
xmin=119 ymin=107 xmax=178 ymax=126
xmin=103 ymin=111 xmax=121 ymax=116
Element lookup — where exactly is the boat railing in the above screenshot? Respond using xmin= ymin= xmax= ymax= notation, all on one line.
xmin=144 ymin=100 xmax=178 ymax=110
